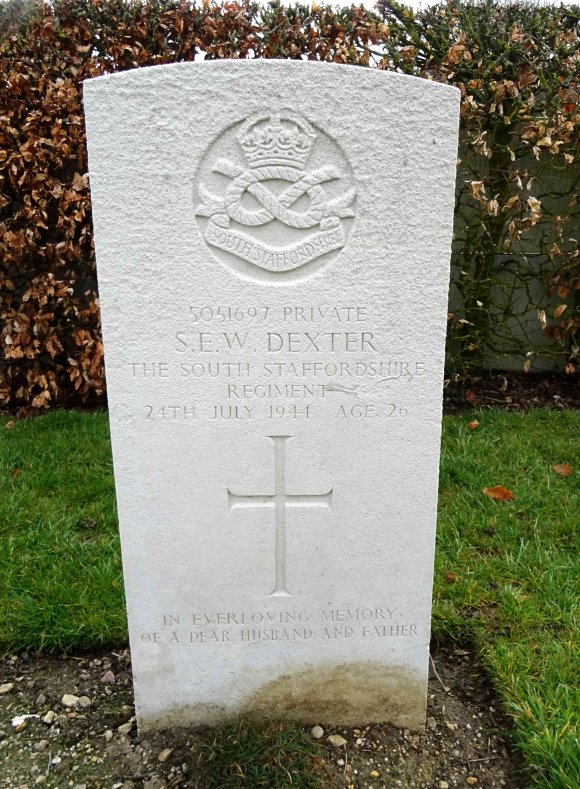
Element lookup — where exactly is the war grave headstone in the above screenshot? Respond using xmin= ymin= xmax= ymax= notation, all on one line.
xmin=83 ymin=60 xmax=460 ymax=731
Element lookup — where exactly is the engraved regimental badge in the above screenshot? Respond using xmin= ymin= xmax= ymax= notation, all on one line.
xmin=194 ymin=111 xmax=356 ymax=280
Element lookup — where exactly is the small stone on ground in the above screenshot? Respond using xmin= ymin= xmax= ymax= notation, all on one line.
xmin=61 ymin=693 xmax=80 ymax=708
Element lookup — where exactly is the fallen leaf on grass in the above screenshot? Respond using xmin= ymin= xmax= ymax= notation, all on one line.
xmin=553 ymin=463 xmax=573 ymax=476
xmin=10 ymin=468 xmax=21 ymax=478
xmin=483 ymin=485 xmax=514 ymax=501
xmin=467 ymin=420 xmax=480 ymax=430
xmin=5 ymin=421 xmax=14 ymax=429
xmin=445 ymin=572 xmax=458 ymax=583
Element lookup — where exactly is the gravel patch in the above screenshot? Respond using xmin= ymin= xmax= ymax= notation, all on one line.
xmin=0 ymin=646 xmax=524 ymax=787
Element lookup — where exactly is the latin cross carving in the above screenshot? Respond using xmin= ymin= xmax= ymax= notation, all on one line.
xmin=228 ymin=436 xmax=332 ymax=596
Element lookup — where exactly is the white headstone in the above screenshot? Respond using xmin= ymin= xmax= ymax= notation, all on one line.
xmin=84 ymin=61 xmax=459 ymax=731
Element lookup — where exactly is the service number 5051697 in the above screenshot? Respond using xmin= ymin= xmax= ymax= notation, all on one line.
xmin=189 ymin=306 xmax=269 ymax=322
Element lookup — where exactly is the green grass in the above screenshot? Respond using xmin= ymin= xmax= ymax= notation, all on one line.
xmin=196 ymin=721 xmax=324 ymax=788
xmin=0 ymin=411 xmax=125 ymax=651
xmin=434 ymin=410 xmax=579 ymax=789
xmin=0 ymin=408 xmax=578 ymax=788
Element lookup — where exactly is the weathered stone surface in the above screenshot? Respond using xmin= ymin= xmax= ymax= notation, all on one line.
xmin=84 ymin=60 xmax=459 ymax=731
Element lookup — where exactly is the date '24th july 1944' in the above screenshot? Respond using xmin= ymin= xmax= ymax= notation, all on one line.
xmin=143 ymin=403 xmax=410 ymax=421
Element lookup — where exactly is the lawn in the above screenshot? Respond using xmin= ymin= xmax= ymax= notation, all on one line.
xmin=0 ymin=409 xmax=578 ymax=788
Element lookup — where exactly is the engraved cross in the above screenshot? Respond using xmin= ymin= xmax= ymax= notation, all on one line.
xmin=227 ymin=436 xmax=332 ymax=597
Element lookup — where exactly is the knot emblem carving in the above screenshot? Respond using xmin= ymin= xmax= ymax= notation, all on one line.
xmin=194 ymin=111 xmax=356 ymax=278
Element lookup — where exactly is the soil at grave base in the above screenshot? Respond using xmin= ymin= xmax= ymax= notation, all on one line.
xmin=0 ymin=646 xmax=526 ymax=789
xmin=443 ymin=370 xmax=580 ymax=413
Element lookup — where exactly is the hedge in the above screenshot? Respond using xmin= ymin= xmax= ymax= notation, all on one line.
xmin=0 ymin=0 xmax=578 ymax=411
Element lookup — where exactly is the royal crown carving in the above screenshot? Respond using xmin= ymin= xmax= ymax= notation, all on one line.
xmin=238 ymin=113 xmax=316 ymax=170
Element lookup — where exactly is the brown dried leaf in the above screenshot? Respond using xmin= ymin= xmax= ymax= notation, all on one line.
xmin=72 ymin=172 xmax=85 ymax=191
xmin=552 ymin=463 xmax=572 ymax=477
xmin=554 ymin=304 xmax=568 ymax=319
xmin=467 ymin=420 xmax=480 ymax=430
xmin=537 ymin=308 xmax=547 ymax=330
xmin=483 ymin=486 xmax=514 ymax=501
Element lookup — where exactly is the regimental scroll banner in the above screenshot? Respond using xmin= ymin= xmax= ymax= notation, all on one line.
xmin=195 ymin=111 xmax=356 ymax=276
xmin=205 ymin=216 xmax=345 ymax=273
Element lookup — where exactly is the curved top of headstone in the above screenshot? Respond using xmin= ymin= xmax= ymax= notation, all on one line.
xmin=84 ymin=58 xmax=460 ymax=99
xmin=85 ymin=58 xmax=460 ymax=286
